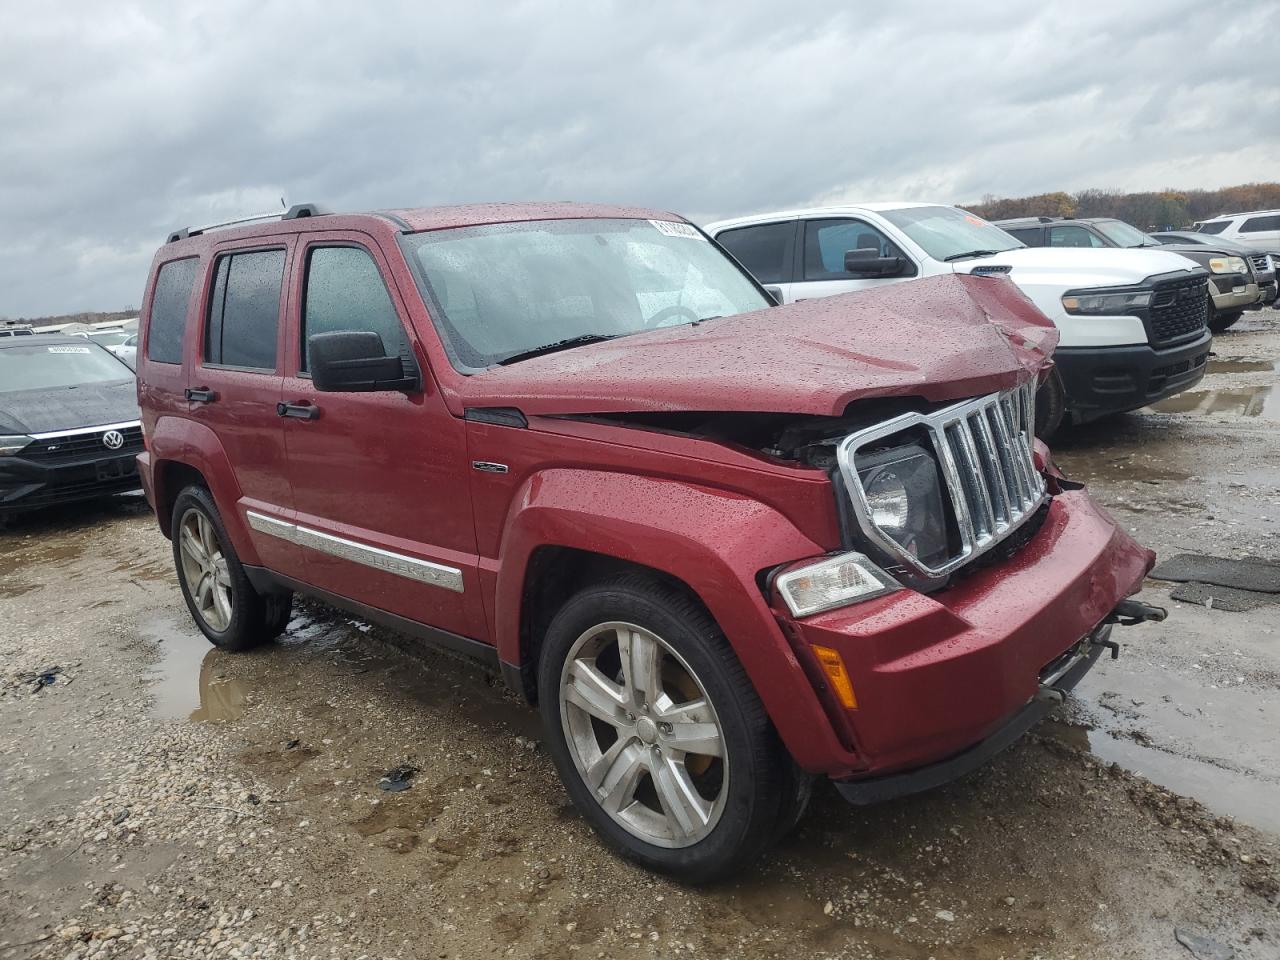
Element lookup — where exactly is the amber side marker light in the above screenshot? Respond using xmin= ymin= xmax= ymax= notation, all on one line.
xmin=811 ymin=645 xmax=858 ymax=709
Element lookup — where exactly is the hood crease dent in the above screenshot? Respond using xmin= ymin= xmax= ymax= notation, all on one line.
xmin=456 ymin=274 xmax=1059 ymax=418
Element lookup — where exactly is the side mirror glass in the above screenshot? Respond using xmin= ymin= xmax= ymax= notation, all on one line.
xmin=308 ymin=330 xmax=420 ymax=393
xmin=843 ymin=249 xmax=906 ymax=277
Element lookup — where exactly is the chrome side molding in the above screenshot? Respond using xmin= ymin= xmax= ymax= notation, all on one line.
xmin=245 ymin=510 xmax=464 ymax=593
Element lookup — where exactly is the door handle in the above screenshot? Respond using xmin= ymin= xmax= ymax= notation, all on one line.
xmin=185 ymin=387 xmax=216 ymax=402
xmin=276 ymin=401 xmax=320 ymax=420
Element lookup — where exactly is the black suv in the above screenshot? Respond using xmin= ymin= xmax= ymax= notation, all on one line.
xmin=995 ymin=216 xmax=1262 ymax=332
xmin=0 ymin=336 xmax=142 ymax=519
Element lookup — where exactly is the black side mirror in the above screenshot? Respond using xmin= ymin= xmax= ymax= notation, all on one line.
xmin=309 ymin=331 xmax=420 ymax=393
xmin=843 ymin=249 xmax=906 ymax=277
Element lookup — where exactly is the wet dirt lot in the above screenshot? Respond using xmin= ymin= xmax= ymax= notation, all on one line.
xmin=2 ymin=314 xmax=1279 ymax=960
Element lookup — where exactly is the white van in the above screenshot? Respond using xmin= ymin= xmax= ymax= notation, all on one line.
xmin=705 ymin=203 xmax=1211 ymax=437
xmin=1195 ymin=210 xmax=1280 ymax=254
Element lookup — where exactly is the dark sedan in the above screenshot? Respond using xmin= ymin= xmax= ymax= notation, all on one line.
xmin=0 ymin=336 xmax=142 ymax=519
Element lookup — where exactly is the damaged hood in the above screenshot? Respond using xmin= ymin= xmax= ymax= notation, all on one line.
xmin=456 ymin=274 xmax=1058 ymax=418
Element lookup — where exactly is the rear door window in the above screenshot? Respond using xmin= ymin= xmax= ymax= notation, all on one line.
xmin=301 ymin=246 xmax=406 ymax=371
xmin=1241 ymin=215 xmax=1280 ymax=233
xmin=205 ymin=249 xmax=285 ymax=370
xmin=1196 ymin=220 xmax=1230 ymax=235
xmin=146 ymin=258 xmax=200 ymax=364
xmin=1004 ymin=227 xmax=1043 ymax=246
xmin=715 ymin=222 xmax=795 ymax=284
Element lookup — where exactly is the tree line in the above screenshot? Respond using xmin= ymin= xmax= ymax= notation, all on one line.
xmin=964 ymin=182 xmax=1280 ymax=230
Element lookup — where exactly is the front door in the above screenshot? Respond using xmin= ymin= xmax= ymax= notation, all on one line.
xmin=189 ymin=238 xmax=306 ymax=579
xmin=790 ymin=218 xmax=918 ymax=300
xmin=279 ymin=232 xmax=484 ymax=641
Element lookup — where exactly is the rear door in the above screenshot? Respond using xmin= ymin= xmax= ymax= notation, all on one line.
xmin=790 ymin=217 xmax=918 ymax=300
xmin=713 ymin=220 xmax=800 ymax=303
xmin=190 ymin=238 xmax=305 ymax=578
xmin=279 ymin=231 xmax=483 ymax=641
xmin=1236 ymin=214 xmax=1280 ymax=251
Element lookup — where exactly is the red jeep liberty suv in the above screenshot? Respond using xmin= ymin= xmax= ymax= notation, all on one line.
xmin=136 ymin=201 xmax=1163 ymax=881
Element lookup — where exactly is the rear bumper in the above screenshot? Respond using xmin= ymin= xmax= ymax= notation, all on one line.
xmin=0 ymin=452 xmax=141 ymax=515
xmin=1054 ymin=332 xmax=1211 ymax=422
xmin=785 ymin=489 xmax=1152 ymax=779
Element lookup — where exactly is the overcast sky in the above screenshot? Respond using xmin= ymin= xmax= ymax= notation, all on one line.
xmin=2 ymin=1 xmax=1277 ymax=316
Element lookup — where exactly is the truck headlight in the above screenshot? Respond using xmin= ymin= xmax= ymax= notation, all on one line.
xmin=775 ymin=552 xmax=899 ymax=618
xmin=857 ymin=444 xmax=950 ymax=567
xmin=1061 ymin=290 xmax=1152 ymax=315
xmin=1208 ymin=256 xmax=1249 ymax=276
xmin=0 ymin=435 xmax=33 ymax=456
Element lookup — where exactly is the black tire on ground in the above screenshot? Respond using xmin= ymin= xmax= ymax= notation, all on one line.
xmin=1208 ymin=307 xmax=1244 ymax=333
xmin=537 ymin=573 xmax=791 ymax=883
xmin=1034 ymin=367 xmax=1067 ymax=441
xmin=170 ymin=485 xmax=292 ymax=651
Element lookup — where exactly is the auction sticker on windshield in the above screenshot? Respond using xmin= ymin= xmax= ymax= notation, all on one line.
xmin=649 ymin=219 xmax=705 ymax=240
xmin=48 ymin=346 xmax=92 ymax=354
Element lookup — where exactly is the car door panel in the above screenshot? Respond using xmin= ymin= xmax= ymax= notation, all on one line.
xmin=280 ymin=232 xmax=485 ymax=641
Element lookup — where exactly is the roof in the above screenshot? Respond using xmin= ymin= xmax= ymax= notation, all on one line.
xmin=1208 ymin=208 xmax=1280 ymax=220
xmin=703 ymin=201 xmax=945 ymax=232
xmin=164 ymin=200 xmax=685 ymax=247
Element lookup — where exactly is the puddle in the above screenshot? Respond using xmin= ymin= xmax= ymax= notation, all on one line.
xmin=1207 ymin=357 xmax=1275 ymax=374
xmin=1146 ymin=385 xmax=1278 ymax=420
xmin=145 ymin=617 xmax=248 ymax=722
xmin=1040 ymin=718 xmax=1280 ymax=834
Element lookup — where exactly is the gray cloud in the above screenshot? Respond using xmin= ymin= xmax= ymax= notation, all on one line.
xmin=1 ymin=0 xmax=1277 ymax=316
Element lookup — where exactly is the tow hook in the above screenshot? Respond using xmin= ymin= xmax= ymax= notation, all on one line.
xmin=1106 ymin=599 xmax=1168 ymax=627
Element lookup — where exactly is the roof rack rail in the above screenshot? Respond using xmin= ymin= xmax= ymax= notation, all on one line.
xmin=166 ymin=202 xmax=330 ymax=243
xmin=1037 ymin=216 xmax=1063 ymax=223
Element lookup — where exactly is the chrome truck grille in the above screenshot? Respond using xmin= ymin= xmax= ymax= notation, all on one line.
xmin=836 ymin=380 xmax=1048 ymax=578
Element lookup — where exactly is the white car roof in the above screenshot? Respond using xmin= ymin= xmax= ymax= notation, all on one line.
xmin=704 ymin=201 xmax=949 ymax=232
xmin=1205 ymin=209 xmax=1280 ymax=221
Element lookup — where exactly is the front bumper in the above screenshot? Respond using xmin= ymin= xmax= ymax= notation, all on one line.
xmin=0 ymin=451 xmax=141 ymax=515
xmin=787 ymin=488 xmax=1152 ymax=781
xmin=1053 ymin=330 xmax=1211 ymax=422
xmin=1210 ymin=278 xmax=1259 ymax=310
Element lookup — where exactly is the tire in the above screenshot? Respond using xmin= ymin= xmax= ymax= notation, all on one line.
xmin=1208 ymin=307 xmax=1243 ymax=333
xmin=537 ymin=573 xmax=790 ymax=883
xmin=170 ymin=485 xmax=292 ymax=651
xmin=1034 ymin=367 xmax=1067 ymax=441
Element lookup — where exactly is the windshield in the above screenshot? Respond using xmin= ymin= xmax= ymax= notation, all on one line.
xmin=403 ymin=218 xmax=771 ymax=369
xmin=0 ymin=341 xmax=133 ymax=392
xmin=87 ymin=330 xmax=132 ymax=346
xmin=877 ymin=205 xmax=1023 ymax=261
xmin=1093 ymin=220 xmax=1157 ymax=248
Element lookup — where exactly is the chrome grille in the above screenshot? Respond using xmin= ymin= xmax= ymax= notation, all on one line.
xmin=1250 ymin=254 xmax=1270 ymax=274
xmin=836 ymin=381 xmax=1047 ymax=578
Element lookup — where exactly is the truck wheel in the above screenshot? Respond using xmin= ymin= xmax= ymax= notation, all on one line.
xmin=537 ymin=574 xmax=789 ymax=883
xmin=171 ymin=486 xmax=292 ymax=651
xmin=1034 ymin=368 xmax=1066 ymax=441
xmin=1208 ymin=307 xmax=1243 ymax=333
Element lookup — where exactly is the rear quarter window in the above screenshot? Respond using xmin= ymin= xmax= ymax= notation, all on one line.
xmin=145 ymin=258 xmax=200 ymax=364
xmin=715 ymin=222 xmax=794 ymax=285
xmin=1241 ymin=215 xmax=1280 ymax=233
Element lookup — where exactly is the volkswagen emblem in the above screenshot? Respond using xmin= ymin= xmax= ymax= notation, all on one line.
xmin=102 ymin=430 xmax=125 ymax=450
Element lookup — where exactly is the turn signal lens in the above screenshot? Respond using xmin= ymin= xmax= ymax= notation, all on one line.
xmin=774 ymin=552 xmax=899 ymax=617
xmin=811 ymin=645 xmax=858 ymax=709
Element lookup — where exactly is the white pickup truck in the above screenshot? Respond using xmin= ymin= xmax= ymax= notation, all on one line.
xmin=705 ymin=203 xmax=1212 ymax=437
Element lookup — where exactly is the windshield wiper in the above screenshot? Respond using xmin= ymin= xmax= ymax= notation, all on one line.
xmin=943 ymin=249 xmax=1005 ymax=262
xmin=495 ymin=333 xmax=621 ymax=366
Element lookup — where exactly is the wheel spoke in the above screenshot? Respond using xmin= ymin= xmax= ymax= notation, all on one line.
xmin=659 ymin=698 xmax=723 ymax=758
xmin=213 ymin=560 xmax=231 ymax=589
xmin=564 ymin=659 xmax=628 ymax=727
xmin=211 ymin=585 xmax=232 ymax=630
xmin=180 ymin=526 xmax=208 ymax=567
xmin=195 ymin=573 xmax=213 ymax=609
xmin=653 ymin=755 xmax=712 ymax=838
xmin=595 ymin=741 xmax=647 ymax=814
xmin=197 ymin=514 xmax=218 ymax=562
xmin=618 ymin=627 xmax=663 ymax=709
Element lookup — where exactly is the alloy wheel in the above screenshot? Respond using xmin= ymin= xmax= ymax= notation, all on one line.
xmin=558 ymin=621 xmax=728 ymax=848
xmin=178 ymin=508 xmax=233 ymax=632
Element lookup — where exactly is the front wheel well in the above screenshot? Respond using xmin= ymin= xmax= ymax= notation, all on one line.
xmin=154 ymin=461 xmax=209 ymax=539
xmin=515 ymin=546 xmax=707 ymax=704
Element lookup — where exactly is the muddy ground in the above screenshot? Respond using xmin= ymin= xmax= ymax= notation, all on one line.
xmin=2 ymin=312 xmax=1279 ymax=960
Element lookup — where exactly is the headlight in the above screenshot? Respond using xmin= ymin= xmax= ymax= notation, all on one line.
xmin=775 ymin=552 xmax=899 ymax=618
xmin=0 ymin=435 xmax=33 ymax=456
xmin=1061 ymin=290 xmax=1152 ymax=315
xmin=857 ymin=444 xmax=950 ymax=567
xmin=1208 ymin=256 xmax=1248 ymax=275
